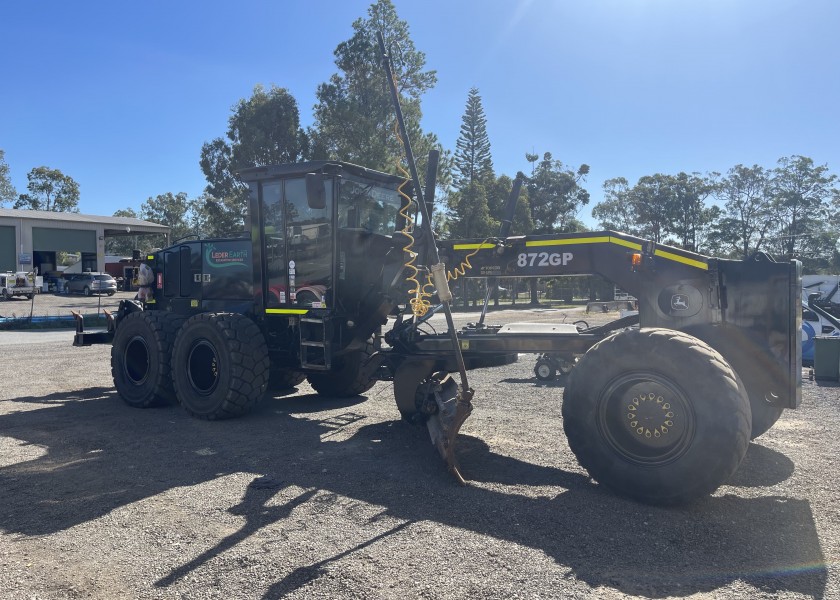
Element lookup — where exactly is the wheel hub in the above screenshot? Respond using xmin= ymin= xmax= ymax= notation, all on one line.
xmin=187 ymin=340 xmax=220 ymax=395
xmin=625 ymin=390 xmax=676 ymax=441
xmin=124 ymin=336 xmax=150 ymax=385
xmin=597 ymin=375 xmax=694 ymax=465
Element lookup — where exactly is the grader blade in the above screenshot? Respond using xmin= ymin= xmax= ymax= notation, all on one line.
xmin=424 ymin=374 xmax=474 ymax=485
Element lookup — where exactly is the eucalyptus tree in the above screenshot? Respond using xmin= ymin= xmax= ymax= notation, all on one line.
xmin=526 ymin=152 xmax=590 ymax=234
xmin=14 ymin=166 xmax=80 ymax=212
xmin=0 ymin=150 xmax=16 ymax=206
xmin=713 ymin=164 xmax=774 ymax=258
xmin=199 ymin=85 xmax=308 ymax=237
xmin=670 ymin=172 xmax=719 ymax=253
xmin=769 ymin=155 xmax=837 ymax=260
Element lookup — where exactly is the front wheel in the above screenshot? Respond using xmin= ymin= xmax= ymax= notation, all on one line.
xmin=172 ymin=313 xmax=269 ymax=419
xmin=563 ymin=328 xmax=750 ymax=505
xmin=111 ymin=311 xmax=183 ymax=408
xmin=83 ymin=286 xmax=91 ymax=296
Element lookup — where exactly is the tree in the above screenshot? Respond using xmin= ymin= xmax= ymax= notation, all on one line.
xmin=105 ymin=208 xmax=140 ymax=256
xmin=669 ymin=172 xmax=719 ymax=252
xmin=446 ymin=182 xmax=495 ymax=239
xmin=190 ymin=192 xmax=247 ymax=239
xmin=453 ymin=87 xmax=494 ymax=189
xmin=446 ymin=88 xmax=496 ymax=240
xmin=713 ymin=164 xmax=774 ymax=258
xmin=0 ymin=150 xmax=16 ymax=207
xmin=199 ymin=85 xmax=307 ymax=238
xmin=626 ymin=174 xmax=673 ymax=244
xmin=592 ymin=177 xmax=637 ymax=234
xmin=487 ymin=174 xmax=533 ymax=235
xmin=526 ymin=152 xmax=590 ymax=234
xmin=769 ymin=155 xmax=837 ymax=259
xmin=14 ymin=166 xmax=80 ymax=212
xmin=140 ymin=192 xmax=191 ymax=246
xmin=309 ymin=0 xmax=441 ymax=179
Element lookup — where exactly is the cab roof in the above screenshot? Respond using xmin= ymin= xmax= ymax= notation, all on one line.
xmin=237 ymin=161 xmax=406 ymax=186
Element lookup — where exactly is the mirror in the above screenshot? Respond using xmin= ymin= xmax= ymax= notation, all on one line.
xmin=306 ymin=173 xmax=326 ymax=210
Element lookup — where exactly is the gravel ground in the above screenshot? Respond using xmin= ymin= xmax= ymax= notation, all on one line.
xmin=0 ymin=307 xmax=837 ymax=599
xmin=0 ymin=290 xmax=134 ymax=319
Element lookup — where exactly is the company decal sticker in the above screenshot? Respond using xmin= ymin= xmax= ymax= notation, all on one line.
xmin=205 ymin=243 xmax=250 ymax=268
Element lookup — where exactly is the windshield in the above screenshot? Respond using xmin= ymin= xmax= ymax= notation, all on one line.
xmin=338 ymin=175 xmax=404 ymax=236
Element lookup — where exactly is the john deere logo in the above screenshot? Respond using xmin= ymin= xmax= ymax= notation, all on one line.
xmin=671 ymin=294 xmax=690 ymax=311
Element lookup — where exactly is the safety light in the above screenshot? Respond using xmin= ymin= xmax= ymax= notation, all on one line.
xmin=631 ymin=253 xmax=642 ymax=268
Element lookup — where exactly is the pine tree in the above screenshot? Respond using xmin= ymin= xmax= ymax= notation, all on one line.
xmin=453 ymin=87 xmax=493 ymax=189
xmin=447 ymin=88 xmax=495 ymax=239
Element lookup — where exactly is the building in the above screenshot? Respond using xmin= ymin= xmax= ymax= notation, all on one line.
xmin=0 ymin=208 xmax=169 ymax=274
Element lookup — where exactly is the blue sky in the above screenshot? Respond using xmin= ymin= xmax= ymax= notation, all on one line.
xmin=1 ymin=0 xmax=838 ymax=226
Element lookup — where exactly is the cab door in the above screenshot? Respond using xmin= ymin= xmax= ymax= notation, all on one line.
xmin=261 ymin=178 xmax=333 ymax=309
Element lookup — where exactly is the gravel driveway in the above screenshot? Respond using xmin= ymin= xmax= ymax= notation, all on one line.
xmin=0 ymin=308 xmax=837 ymax=599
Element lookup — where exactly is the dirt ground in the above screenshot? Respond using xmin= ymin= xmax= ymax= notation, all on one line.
xmin=0 ymin=308 xmax=837 ymax=599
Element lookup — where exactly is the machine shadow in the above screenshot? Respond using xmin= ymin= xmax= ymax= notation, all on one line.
xmin=0 ymin=388 xmax=826 ymax=598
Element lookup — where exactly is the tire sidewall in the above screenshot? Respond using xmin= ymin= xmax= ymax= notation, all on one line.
xmin=172 ymin=313 xmax=269 ymax=419
xmin=173 ymin=314 xmax=234 ymax=418
xmin=563 ymin=328 xmax=751 ymax=505
xmin=111 ymin=311 xmax=165 ymax=407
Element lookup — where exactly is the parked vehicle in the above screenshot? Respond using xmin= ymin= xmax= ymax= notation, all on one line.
xmin=802 ymin=300 xmax=840 ymax=366
xmin=0 ymin=272 xmax=41 ymax=300
xmin=65 ymin=273 xmax=117 ymax=296
xmin=68 ymin=35 xmax=803 ymax=506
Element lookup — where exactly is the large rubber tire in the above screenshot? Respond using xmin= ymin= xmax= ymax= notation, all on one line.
xmin=307 ymin=340 xmax=377 ymax=397
xmin=172 ymin=313 xmax=269 ymax=420
xmin=683 ymin=324 xmax=786 ymax=440
xmin=268 ymin=367 xmax=306 ymax=391
xmin=563 ymin=328 xmax=751 ymax=506
xmin=83 ymin=286 xmax=91 ymax=296
xmin=111 ymin=311 xmax=184 ymax=408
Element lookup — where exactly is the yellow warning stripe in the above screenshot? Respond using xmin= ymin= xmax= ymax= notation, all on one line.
xmin=526 ymin=236 xmax=611 ymax=247
xmin=654 ymin=249 xmax=708 ymax=270
xmin=452 ymin=242 xmax=497 ymax=250
xmin=266 ymin=308 xmax=309 ymax=315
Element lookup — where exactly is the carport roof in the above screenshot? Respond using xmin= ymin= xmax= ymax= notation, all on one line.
xmin=0 ymin=208 xmax=168 ymax=234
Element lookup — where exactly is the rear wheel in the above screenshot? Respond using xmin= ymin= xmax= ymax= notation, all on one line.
xmin=111 ymin=311 xmax=183 ymax=408
xmin=83 ymin=286 xmax=91 ymax=296
xmin=683 ymin=324 xmax=787 ymax=439
xmin=563 ymin=328 xmax=750 ymax=505
xmin=308 ymin=340 xmax=378 ymax=397
xmin=268 ymin=367 xmax=306 ymax=391
xmin=172 ymin=313 xmax=269 ymax=419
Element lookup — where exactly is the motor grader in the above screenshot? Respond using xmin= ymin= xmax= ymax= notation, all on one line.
xmin=73 ymin=153 xmax=801 ymax=505
xmin=73 ymin=38 xmax=802 ymax=505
